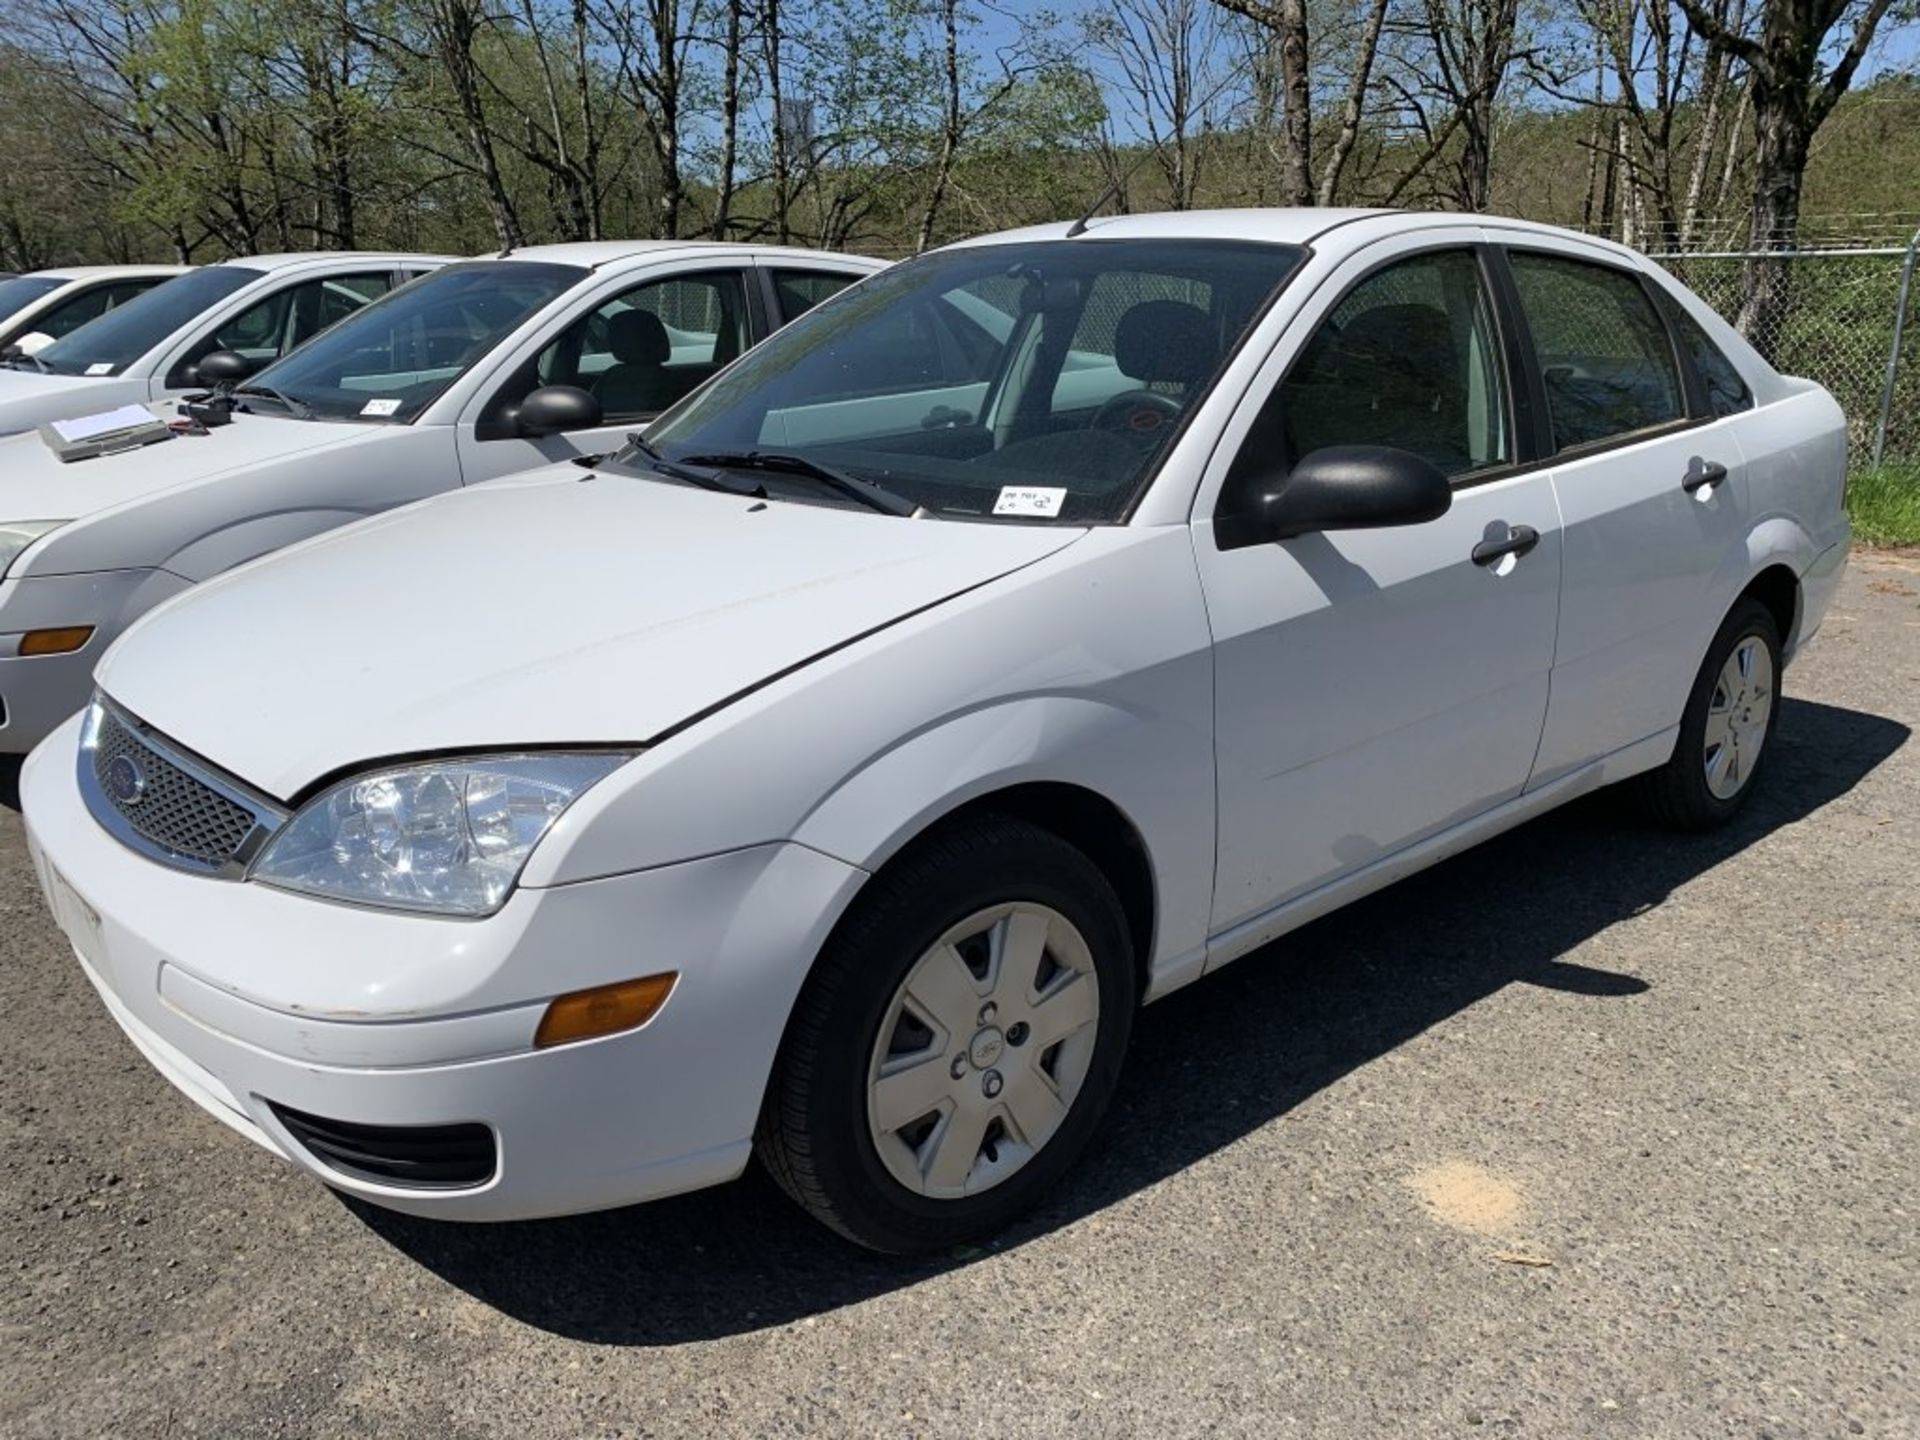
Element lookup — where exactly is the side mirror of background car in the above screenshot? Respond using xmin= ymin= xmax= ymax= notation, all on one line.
xmin=194 ymin=349 xmax=260 ymax=388
xmin=14 ymin=332 xmax=54 ymax=357
xmin=515 ymin=384 xmax=602 ymax=437
xmin=1224 ymin=445 xmax=1453 ymax=548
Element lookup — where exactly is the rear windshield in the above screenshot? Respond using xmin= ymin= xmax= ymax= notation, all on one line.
xmin=38 ymin=266 xmax=256 ymax=376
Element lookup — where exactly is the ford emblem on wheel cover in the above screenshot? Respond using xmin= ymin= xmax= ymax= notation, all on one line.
xmin=106 ymin=754 xmax=147 ymax=806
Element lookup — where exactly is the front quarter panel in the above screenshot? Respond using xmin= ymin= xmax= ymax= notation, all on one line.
xmin=528 ymin=525 xmax=1218 ymax=986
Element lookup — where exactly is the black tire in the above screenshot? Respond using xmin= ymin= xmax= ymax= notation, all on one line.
xmin=1631 ymin=597 xmax=1783 ymax=830
xmin=757 ymin=814 xmax=1135 ymax=1254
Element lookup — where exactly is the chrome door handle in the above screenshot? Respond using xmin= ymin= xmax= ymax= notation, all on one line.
xmin=1682 ymin=459 xmax=1729 ymax=493
xmin=1471 ymin=524 xmax=1540 ymax=567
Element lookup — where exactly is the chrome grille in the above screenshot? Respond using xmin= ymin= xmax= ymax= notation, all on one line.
xmin=81 ymin=699 xmax=286 ymax=877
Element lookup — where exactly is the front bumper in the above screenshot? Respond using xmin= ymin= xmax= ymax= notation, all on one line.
xmin=21 ymin=716 xmax=866 ymax=1221
xmin=0 ymin=568 xmax=190 ymax=753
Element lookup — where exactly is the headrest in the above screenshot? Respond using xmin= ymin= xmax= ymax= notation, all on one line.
xmin=1114 ymin=300 xmax=1216 ymax=386
xmin=1336 ymin=304 xmax=1454 ymax=365
xmin=609 ymin=308 xmax=669 ymax=365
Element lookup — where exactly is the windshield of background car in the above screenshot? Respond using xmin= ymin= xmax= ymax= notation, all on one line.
xmin=37 ymin=266 xmax=251 ymax=376
xmin=640 ymin=239 xmax=1306 ymax=522
xmin=243 ymin=260 xmax=586 ymax=423
xmin=0 ymin=274 xmax=65 ymax=323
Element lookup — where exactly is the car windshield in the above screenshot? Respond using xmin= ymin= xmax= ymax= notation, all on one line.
xmin=639 ymin=239 xmax=1304 ymax=522
xmin=36 ymin=265 xmax=251 ymax=376
xmin=241 ymin=260 xmax=586 ymax=424
xmin=0 ymin=274 xmax=66 ymax=322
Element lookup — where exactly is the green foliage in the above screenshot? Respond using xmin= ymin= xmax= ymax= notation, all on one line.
xmin=1848 ymin=466 xmax=1920 ymax=547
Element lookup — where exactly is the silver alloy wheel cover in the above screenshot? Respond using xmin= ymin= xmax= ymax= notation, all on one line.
xmin=1703 ymin=634 xmax=1774 ymax=800
xmin=866 ymin=901 xmax=1102 ymax=1200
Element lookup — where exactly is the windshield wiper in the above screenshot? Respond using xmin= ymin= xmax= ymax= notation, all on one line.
xmin=677 ymin=450 xmax=924 ymax=518
xmin=234 ymin=384 xmax=314 ymax=420
xmin=610 ymin=435 xmax=764 ymax=497
xmin=3 ymin=351 xmax=50 ymax=373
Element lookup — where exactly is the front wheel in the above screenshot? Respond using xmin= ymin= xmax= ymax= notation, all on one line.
xmin=757 ymin=815 xmax=1135 ymax=1253
xmin=1631 ymin=597 xmax=1782 ymax=829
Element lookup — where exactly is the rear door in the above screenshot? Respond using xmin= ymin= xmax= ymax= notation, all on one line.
xmin=456 ymin=263 xmax=763 ymax=483
xmin=1495 ymin=237 xmax=1751 ymax=785
xmin=1194 ymin=230 xmax=1563 ymax=942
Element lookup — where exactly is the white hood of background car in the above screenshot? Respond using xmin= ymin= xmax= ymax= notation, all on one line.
xmin=98 ymin=470 xmax=1085 ymax=798
xmin=0 ymin=412 xmax=391 ymax=546
xmin=0 ymin=372 xmax=142 ymax=436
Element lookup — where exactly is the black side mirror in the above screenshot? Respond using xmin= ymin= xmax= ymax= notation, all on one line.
xmin=194 ymin=349 xmax=260 ymax=387
xmin=515 ymin=384 xmax=603 ymax=437
xmin=1224 ymin=444 xmax=1453 ymax=549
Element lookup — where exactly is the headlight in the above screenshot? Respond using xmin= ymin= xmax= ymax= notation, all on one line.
xmin=0 ymin=520 xmax=67 ymax=579
xmin=248 ymin=753 xmax=633 ymax=916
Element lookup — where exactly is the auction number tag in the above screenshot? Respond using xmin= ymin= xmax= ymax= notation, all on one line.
xmin=85 ymin=363 xmax=114 ymax=376
xmin=360 ymin=398 xmax=402 ymax=417
xmin=992 ymin=485 xmax=1066 ymax=518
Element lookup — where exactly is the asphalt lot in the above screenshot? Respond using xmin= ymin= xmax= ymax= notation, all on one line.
xmin=2 ymin=554 xmax=1916 ymax=1440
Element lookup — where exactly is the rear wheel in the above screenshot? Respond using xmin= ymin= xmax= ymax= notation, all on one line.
xmin=1632 ymin=597 xmax=1782 ymax=829
xmin=757 ymin=815 xmax=1134 ymax=1253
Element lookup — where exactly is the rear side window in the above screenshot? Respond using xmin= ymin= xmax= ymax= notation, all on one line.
xmin=1658 ymin=293 xmax=1753 ymax=418
xmin=772 ymin=270 xmax=860 ymax=325
xmin=1508 ymin=252 xmax=1684 ymax=452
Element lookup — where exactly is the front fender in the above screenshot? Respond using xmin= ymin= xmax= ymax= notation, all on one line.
xmin=790 ymin=693 xmax=1214 ymax=988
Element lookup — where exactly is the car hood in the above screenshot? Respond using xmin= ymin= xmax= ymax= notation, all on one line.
xmin=1 ymin=410 xmax=383 ymax=540
xmin=98 ymin=469 xmax=1086 ymax=799
xmin=0 ymin=371 xmax=136 ymax=436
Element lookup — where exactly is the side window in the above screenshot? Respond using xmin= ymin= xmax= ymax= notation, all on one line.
xmin=170 ymin=271 xmax=392 ymax=385
xmin=772 ymin=269 xmax=859 ymax=325
xmin=1657 ymin=292 xmax=1752 ymax=418
xmin=1508 ymin=252 xmax=1684 ymax=451
xmin=33 ymin=288 xmax=111 ymax=339
xmin=520 ymin=270 xmax=751 ymax=425
xmin=1226 ymin=248 xmax=1510 ymax=501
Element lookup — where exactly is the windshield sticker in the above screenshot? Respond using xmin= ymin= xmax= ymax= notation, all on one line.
xmin=992 ymin=485 xmax=1066 ymax=519
xmin=85 ymin=363 xmax=114 ymax=376
xmin=359 ymin=398 xmax=402 ymax=417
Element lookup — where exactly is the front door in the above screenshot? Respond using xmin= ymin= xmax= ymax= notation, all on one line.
xmin=456 ymin=267 xmax=759 ymax=484
xmin=1193 ymin=236 xmax=1563 ymax=943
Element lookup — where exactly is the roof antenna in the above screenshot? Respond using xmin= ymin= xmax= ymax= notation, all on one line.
xmin=1065 ymin=177 xmax=1122 ymax=239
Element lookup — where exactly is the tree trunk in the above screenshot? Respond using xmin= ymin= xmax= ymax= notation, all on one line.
xmin=711 ymin=0 xmax=743 ymax=238
xmin=1274 ymin=0 xmax=1312 ymax=204
xmin=1735 ymin=70 xmax=1809 ymax=359
xmin=1317 ymin=0 xmax=1387 ymax=205
xmin=916 ymin=0 xmax=962 ymax=252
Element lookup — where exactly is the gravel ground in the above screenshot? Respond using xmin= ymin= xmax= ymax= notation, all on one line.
xmin=2 ymin=554 xmax=1916 ymax=1440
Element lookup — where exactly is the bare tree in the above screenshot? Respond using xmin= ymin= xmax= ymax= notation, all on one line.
xmin=1086 ymin=0 xmax=1232 ymax=211
xmin=1212 ymin=0 xmax=1313 ymax=203
xmin=1674 ymin=0 xmax=1897 ymax=352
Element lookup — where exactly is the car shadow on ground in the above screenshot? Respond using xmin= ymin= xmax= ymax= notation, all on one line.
xmin=0 ymin=756 xmax=20 ymax=812
xmin=235 ymin=699 xmax=1915 ymax=1341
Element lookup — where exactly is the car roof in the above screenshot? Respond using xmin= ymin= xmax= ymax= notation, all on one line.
xmin=217 ymin=252 xmax=452 ymax=271
xmin=493 ymin=240 xmax=886 ymax=270
xmin=22 ymin=264 xmax=191 ymax=282
xmin=941 ymin=207 xmax=1642 ymax=263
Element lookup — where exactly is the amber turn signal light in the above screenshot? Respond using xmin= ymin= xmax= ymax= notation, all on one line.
xmin=19 ymin=626 xmax=95 ymax=657
xmin=534 ymin=972 xmax=678 ymax=1049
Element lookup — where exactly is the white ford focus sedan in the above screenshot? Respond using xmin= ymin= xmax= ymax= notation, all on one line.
xmin=21 ymin=209 xmax=1850 ymax=1252
xmin=0 ymin=241 xmax=880 ymax=751
xmin=0 ymin=252 xmax=448 ymax=436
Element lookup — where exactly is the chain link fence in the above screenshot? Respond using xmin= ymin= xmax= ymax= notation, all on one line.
xmin=1647 ymin=235 xmax=1920 ymax=473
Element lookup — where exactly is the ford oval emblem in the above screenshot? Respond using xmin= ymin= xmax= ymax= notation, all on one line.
xmin=106 ymin=754 xmax=148 ymax=806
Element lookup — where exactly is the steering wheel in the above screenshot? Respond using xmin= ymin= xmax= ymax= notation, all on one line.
xmin=1090 ymin=388 xmax=1182 ymax=439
